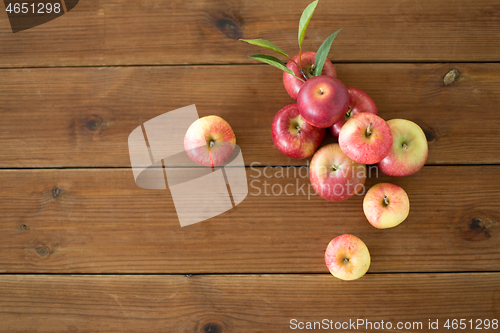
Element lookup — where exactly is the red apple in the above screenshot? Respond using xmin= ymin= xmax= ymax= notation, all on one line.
xmin=338 ymin=113 xmax=392 ymax=165
xmin=325 ymin=234 xmax=371 ymax=281
xmin=310 ymin=143 xmax=366 ymax=202
xmin=330 ymin=87 xmax=378 ymax=137
xmin=184 ymin=115 xmax=236 ymax=167
xmin=272 ymin=104 xmax=325 ymax=159
xmin=283 ymin=52 xmax=337 ymax=100
xmin=297 ymin=76 xmax=349 ymax=128
xmin=363 ymin=183 xmax=410 ymax=229
xmin=377 ymin=119 xmax=428 ymax=177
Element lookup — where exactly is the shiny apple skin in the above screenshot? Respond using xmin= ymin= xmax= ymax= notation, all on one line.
xmin=283 ymin=52 xmax=337 ymax=100
xmin=377 ymin=119 xmax=428 ymax=177
xmin=363 ymin=183 xmax=410 ymax=229
xmin=297 ymin=76 xmax=349 ymax=129
xmin=331 ymin=87 xmax=378 ymax=137
xmin=272 ymin=104 xmax=325 ymax=159
xmin=309 ymin=143 xmax=366 ymax=202
xmin=325 ymin=234 xmax=371 ymax=281
xmin=184 ymin=115 xmax=236 ymax=167
xmin=338 ymin=113 xmax=392 ymax=165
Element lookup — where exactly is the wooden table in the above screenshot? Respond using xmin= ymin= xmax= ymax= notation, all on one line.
xmin=0 ymin=0 xmax=499 ymax=332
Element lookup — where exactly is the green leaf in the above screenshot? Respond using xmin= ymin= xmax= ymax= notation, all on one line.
xmin=248 ymin=54 xmax=304 ymax=81
xmin=240 ymin=39 xmax=289 ymax=58
xmin=298 ymin=0 xmax=319 ymax=48
xmin=313 ymin=29 xmax=341 ymax=76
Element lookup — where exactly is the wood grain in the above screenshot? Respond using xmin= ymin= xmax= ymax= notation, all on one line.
xmin=0 ymin=166 xmax=498 ymax=273
xmin=0 ymin=63 xmax=499 ymax=167
xmin=0 ymin=273 xmax=499 ymax=332
xmin=1 ymin=0 xmax=500 ymax=67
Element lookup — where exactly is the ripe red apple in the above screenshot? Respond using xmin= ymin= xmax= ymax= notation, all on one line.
xmin=377 ymin=119 xmax=428 ymax=177
xmin=330 ymin=87 xmax=378 ymax=138
xmin=272 ymin=104 xmax=325 ymax=159
xmin=325 ymin=234 xmax=371 ymax=281
xmin=363 ymin=183 xmax=410 ymax=229
xmin=338 ymin=113 xmax=392 ymax=165
xmin=184 ymin=115 xmax=236 ymax=167
xmin=297 ymin=76 xmax=349 ymax=128
xmin=309 ymin=143 xmax=366 ymax=202
xmin=283 ymin=52 xmax=337 ymax=100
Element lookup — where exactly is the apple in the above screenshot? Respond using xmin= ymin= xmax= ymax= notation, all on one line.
xmin=363 ymin=183 xmax=410 ymax=229
xmin=377 ymin=119 xmax=428 ymax=177
xmin=310 ymin=143 xmax=366 ymax=202
xmin=297 ymin=76 xmax=349 ymax=128
xmin=325 ymin=234 xmax=371 ymax=281
xmin=338 ymin=113 xmax=392 ymax=165
xmin=272 ymin=104 xmax=325 ymax=159
xmin=283 ymin=52 xmax=337 ymax=100
xmin=184 ymin=115 xmax=236 ymax=167
xmin=330 ymin=87 xmax=378 ymax=138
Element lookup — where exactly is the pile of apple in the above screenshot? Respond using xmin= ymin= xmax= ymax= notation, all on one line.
xmin=242 ymin=0 xmax=428 ymax=280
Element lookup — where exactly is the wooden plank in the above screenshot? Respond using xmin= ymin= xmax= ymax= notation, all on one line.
xmin=0 ymin=63 xmax=499 ymax=167
xmin=0 ymin=166 xmax=498 ymax=273
xmin=0 ymin=273 xmax=499 ymax=332
xmin=1 ymin=0 xmax=499 ymax=67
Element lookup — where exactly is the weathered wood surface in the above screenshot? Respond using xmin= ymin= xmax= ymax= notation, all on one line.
xmin=1 ymin=0 xmax=499 ymax=67
xmin=0 ymin=63 xmax=498 ymax=167
xmin=0 ymin=273 xmax=499 ymax=332
xmin=0 ymin=166 xmax=498 ymax=273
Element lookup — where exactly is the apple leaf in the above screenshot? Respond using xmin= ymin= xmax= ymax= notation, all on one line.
xmin=313 ymin=29 xmax=341 ymax=76
xmin=240 ymin=39 xmax=289 ymax=58
xmin=248 ymin=54 xmax=304 ymax=82
xmin=298 ymin=0 xmax=319 ymax=48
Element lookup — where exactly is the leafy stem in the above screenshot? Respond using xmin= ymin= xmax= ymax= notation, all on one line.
xmin=248 ymin=54 xmax=305 ymax=83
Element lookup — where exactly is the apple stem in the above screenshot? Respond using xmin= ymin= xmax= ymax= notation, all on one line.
xmin=402 ymin=142 xmax=408 ymax=150
xmin=383 ymin=195 xmax=390 ymax=206
xmin=343 ymin=258 xmax=349 ymax=264
xmin=286 ymin=56 xmax=306 ymax=82
xmin=299 ymin=68 xmax=308 ymax=81
xmin=209 ymin=140 xmax=215 ymax=148
xmin=310 ymin=64 xmax=315 ymax=76
xmin=366 ymin=122 xmax=373 ymax=137
xmin=296 ymin=126 xmax=301 ymax=134
xmin=346 ymin=106 xmax=352 ymax=118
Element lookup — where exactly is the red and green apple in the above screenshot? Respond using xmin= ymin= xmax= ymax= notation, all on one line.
xmin=272 ymin=103 xmax=325 ymax=159
xmin=184 ymin=115 xmax=236 ymax=167
xmin=309 ymin=143 xmax=366 ymax=202
xmin=338 ymin=113 xmax=392 ymax=165
xmin=377 ymin=119 xmax=428 ymax=177
xmin=363 ymin=183 xmax=410 ymax=229
xmin=297 ymin=76 xmax=349 ymax=128
xmin=325 ymin=234 xmax=371 ymax=281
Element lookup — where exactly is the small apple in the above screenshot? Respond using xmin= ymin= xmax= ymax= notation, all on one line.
xmin=377 ymin=119 xmax=428 ymax=177
xmin=331 ymin=87 xmax=378 ymax=138
xmin=325 ymin=234 xmax=371 ymax=281
xmin=283 ymin=52 xmax=337 ymax=100
xmin=310 ymin=143 xmax=366 ymax=202
xmin=272 ymin=104 xmax=325 ymax=159
xmin=184 ymin=115 xmax=236 ymax=167
xmin=363 ymin=183 xmax=410 ymax=229
xmin=338 ymin=113 xmax=392 ymax=165
xmin=297 ymin=76 xmax=349 ymax=128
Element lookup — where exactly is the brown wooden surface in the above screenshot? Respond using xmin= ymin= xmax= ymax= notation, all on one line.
xmin=0 ymin=63 xmax=499 ymax=167
xmin=1 ymin=273 xmax=499 ymax=332
xmin=1 ymin=0 xmax=500 ymax=67
xmin=0 ymin=166 xmax=498 ymax=273
xmin=1 ymin=0 xmax=500 ymax=331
